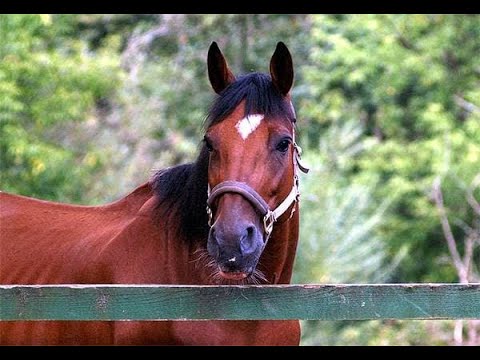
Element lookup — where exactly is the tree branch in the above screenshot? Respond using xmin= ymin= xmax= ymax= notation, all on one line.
xmin=463 ymin=232 xmax=474 ymax=283
xmin=454 ymin=94 xmax=480 ymax=114
xmin=432 ymin=177 xmax=468 ymax=283
xmin=466 ymin=174 xmax=480 ymax=217
xmin=121 ymin=15 xmax=185 ymax=83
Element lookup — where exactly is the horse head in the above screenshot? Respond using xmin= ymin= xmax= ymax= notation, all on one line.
xmin=204 ymin=42 xmax=308 ymax=281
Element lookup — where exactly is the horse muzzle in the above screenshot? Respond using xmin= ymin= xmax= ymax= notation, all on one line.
xmin=218 ymin=270 xmax=249 ymax=281
xmin=207 ymin=217 xmax=263 ymax=279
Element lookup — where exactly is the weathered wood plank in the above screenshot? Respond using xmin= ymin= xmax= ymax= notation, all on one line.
xmin=1 ymin=284 xmax=479 ymax=321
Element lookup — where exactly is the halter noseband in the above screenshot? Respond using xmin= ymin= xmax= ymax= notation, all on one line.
xmin=206 ymin=128 xmax=309 ymax=243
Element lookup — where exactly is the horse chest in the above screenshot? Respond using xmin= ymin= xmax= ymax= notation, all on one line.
xmin=112 ymin=320 xmax=300 ymax=345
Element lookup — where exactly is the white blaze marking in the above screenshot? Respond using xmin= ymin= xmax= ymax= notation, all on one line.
xmin=228 ymin=257 xmax=236 ymax=262
xmin=235 ymin=114 xmax=264 ymax=140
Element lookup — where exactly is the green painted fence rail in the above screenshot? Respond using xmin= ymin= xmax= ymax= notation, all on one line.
xmin=1 ymin=284 xmax=479 ymax=321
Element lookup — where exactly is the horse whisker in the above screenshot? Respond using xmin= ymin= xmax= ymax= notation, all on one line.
xmin=254 ymin=269 xmax=268 ymax=283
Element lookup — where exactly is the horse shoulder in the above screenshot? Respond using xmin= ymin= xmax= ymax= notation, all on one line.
xmin=0 ymin=183 xmax=158 ymax=284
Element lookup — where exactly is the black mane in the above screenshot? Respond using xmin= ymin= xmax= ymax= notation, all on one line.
xmin=151 ymin=72 xmax=295 ymax=241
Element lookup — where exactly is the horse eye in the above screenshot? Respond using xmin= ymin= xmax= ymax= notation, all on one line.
xmin=204 ymin=137 xmax=214 ymax=152
xmin=276 ymin=139 xmax=290 ymax=153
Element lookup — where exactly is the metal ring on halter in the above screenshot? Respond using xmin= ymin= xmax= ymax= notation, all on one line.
xmin=206 ymin=206 xmax=213 ymax=227
xmin=263 ymin=211 xmax=276 ymax=237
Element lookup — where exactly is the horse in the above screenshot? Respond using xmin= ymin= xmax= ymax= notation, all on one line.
xmin=0 ymin=41 xmax=308 ymax=345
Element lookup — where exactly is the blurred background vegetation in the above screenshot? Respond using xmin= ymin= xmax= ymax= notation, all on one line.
xmin=0 ymin=14 xmax=479 ymax=345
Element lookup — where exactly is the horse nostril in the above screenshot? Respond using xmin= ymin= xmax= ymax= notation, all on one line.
xmin=240 ymin=225 xmax=257 ymax=256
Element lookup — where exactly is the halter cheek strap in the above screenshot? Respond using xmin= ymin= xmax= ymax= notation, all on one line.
xmin=206 ymin=127 xmax=309 ymax=243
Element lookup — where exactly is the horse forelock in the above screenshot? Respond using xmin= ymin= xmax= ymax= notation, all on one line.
xmin=205 ymin=72 xmax=295 ymax=130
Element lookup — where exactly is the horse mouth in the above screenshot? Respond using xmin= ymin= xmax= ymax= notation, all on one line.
xmin=219 ymin=270 xmax=249 ymax=280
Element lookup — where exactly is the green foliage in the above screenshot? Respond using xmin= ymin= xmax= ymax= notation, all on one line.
xmin=0 ymin=15 xmax=121 ymax=202
xmin=294 ymin=120 xmax=405 ymax=284
xmin=301 ymin=319 xmax=455 ymax=346
xmin=302 ymin=14 xmax=480 ymax=282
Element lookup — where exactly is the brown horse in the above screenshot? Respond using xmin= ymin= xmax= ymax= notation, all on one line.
xmin=0 ymin=42 xmax=308 ymax=345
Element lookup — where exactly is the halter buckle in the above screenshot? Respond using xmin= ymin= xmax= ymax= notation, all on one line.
xmin=294 ymin=143 xmax=310 ymax=174
xmin=206 ymin=205 xmax=213 ymax=227
xmin=294 ymin=142 xmax=303 ymax=157
xmin=263 ymin=210 xmax=276 ymax=238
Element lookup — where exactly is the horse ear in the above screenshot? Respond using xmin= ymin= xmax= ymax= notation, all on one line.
xmin=208 ymin=42 xmax=236 ymax=94
xmin=269 ymin=42 xmax=294 ymax=96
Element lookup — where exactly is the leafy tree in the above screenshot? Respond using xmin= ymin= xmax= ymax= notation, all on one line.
xmin=295 ymin=120 xmax=405 ymax=284
xmin=0 ymin=14 xmax=120 ymax=202
xmin=302 ymin=14 xmax=480 ymax=282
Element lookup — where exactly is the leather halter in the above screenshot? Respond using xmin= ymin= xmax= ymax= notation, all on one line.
xmin=206 ymin=127 xmax=309 ymax=243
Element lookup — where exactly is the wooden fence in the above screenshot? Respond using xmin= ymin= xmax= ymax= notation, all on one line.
xmin=1 ymin=283 xmax=479 ymax=321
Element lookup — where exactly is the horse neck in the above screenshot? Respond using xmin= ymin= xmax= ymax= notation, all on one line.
xmin=259 ymin=209 xmax=300 ymax=284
